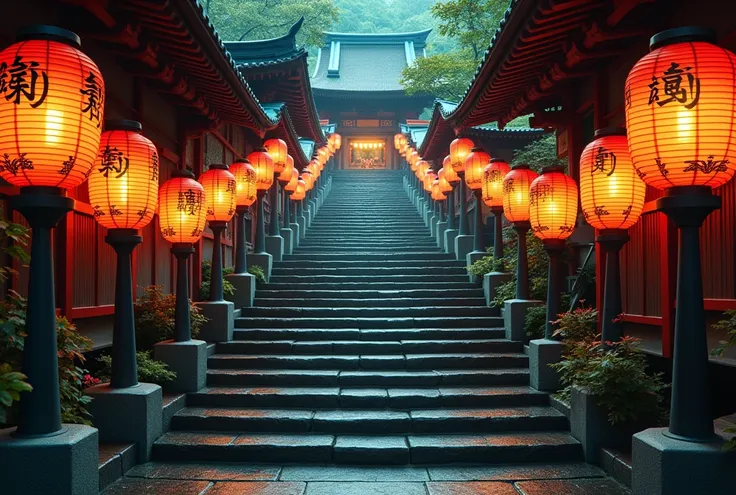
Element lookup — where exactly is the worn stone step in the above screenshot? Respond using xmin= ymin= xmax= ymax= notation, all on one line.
xmin=217 ymin=339 xmax=520 ymax=355
xmin=292 ymin=247 xmax=443 ymax=253
xmin=270 ymin=268 xmax=468 ymax=278
xmin=255 ymin=289 xmax=481 ymax=299
xmin=268 ymin=275 xmax=472 ymax=284
xmin=303 ymin=230 xmax=431 ymax=236
xmin=263 ymin=282 xmax=480 ymax=291
xmin=233 ymin=327 xmax=505 ymax=341
xmin=187 ymin=385 xmax=549 ymax=410
xmin=244 ymin=306 xmax=494 ymax=318
xmin=274 ymin=260 xmax=463 ymax=269
xmin=170 ymin=406 xmax=568 ymax=435
xmin=152 ymin=431 xmax=581 ymax=464
xmin=253 ymin=298 xmax=487 ymax=308
xmin=283 ymin=253 xmax=452 ymax=261
xmin=235 ymin=316 xmax=504 ymax=329
xmin=207 ymin=353 xmax=528 ymax=370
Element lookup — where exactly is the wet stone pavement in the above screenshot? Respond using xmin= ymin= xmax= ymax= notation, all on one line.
xmin=102 ymin=462 xmax=631 ymax=494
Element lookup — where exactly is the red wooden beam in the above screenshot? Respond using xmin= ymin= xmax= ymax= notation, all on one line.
xmin=72 ymin=305 xmax=115 ymax=319
xmin=620 ymin=313 xmax=663 ymax=326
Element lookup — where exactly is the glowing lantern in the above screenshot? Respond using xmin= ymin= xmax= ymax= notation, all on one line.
xmin=318 ymin=146 xmax=329 ymax=165
xmin=464 ymin=147 xmax=490 ymax=190
xmin=159 ymin=170 xmax=207 ymax=244
xmin=278 ymin=154 xmax=294 ymax=183
xmin=292 ymin=179 xmax=306 ymax=201
xmin=432 ymin=179 xmax=446 ymax=201
xmin=248 ymin=147 xmax=274 ymax=191
xmin=229 ymin=159 xmax=257 ymax=207
xmin=482 ymin=159 xmax=511 ymax=208
xmin=410 ymin=150 xmax=419 ymax=167
xmin=449 ymin=137 xmax=474 ymax=174
xmin=332 ymin=133 xmax=342 ymax=149
xmin=198 ymin=164 xmax=236 ymax=222
xmin=502 ymin=165 xmax=538 ymax=223
xmin=302 ymin=171 xmax=314 ymax=190
xmin=263 ymin=138 xmax=287 ymax=174
xmin=88 ymin=120 xmax=157 ymax=230
xmin=443 ymin=155 xmax=460 ymax=183
xmin=625 ymin=27 xmax=736 ymax=189
xmin=424 ymin=169 xmax=437 ymax=192
xmin=416 ymin=160 xmax=430 ymax=181
xmin=394 ymin=133 xmax=407 ymax=149
xmin=0 ymin=26 xmax=105 ymax=189
xmin=529 ymin=166 xmax=578 ymax=241
xmin=284 ymin=169 xmax=298 ymax=192
xmin=438 ymin=168 xmax=453 ymax=193
xmin=580 ymin=128 xmax=645 ymax=230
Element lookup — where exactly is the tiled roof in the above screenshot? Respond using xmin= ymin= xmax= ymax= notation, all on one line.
xmin=261 ymin=103 xmax=311 ymax=169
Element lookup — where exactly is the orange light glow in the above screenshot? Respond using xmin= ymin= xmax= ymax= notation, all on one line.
xmin=443 ymin=155 xmax=460 ymax=184
xmin=158 ymin=170 xmax=207 ymax=244
xmin=278 ymin=154 xmax=294 ymax=183
xmin=464 ymin=147 xmax=490 ymax=190
xmin=438 ymin=168 xmax=453 ymax=193
xmin=229 ymin=159 xmax=257 ymax=207
xmin=580 ymin=128 xmax=645 ymax=230
xmin=450 ymin=138 xmax=474 ymax=174
xmin=248 ymin=147 xmax=274 ymax=191
xmin=332 ymin=133 xmax=342 ymax=149
xmin=502 ymin=165 xmax=538 ymax=223
xmin=482 ymin=158 xmax=511 ymax=208
xmin=263 ymin=138 xmax=287 ymax=174
xmin=625 ymin=28 xmax=736 ymax=189
xmin=198 ymin=164 xmax=236 ymax=222
xmin=284 ymin=168 xmax=298 ymax=192
xmin=0 ymin=27 xmax=105 ymax=189
xmin=432 ymin=179 xmax=446 ymax=201
xmin=423 ymin=169 xmax=437 ymax=192
xmin=291 ymin=179 xmax=306 ymax=201
xmin=88 ymin=121 xmax=157 ymax=230
xmin=529 ymin=166 xmax=578 ymax=241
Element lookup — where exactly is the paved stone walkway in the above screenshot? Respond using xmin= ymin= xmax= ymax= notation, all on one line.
xmin=102 ymin=462 xmax=631 ymax=494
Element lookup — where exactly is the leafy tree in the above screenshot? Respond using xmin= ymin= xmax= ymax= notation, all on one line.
xmin=400 ymin=50 xmax=476 ymax=101
xmin=205 ymin=0 xmax=340 ymax=46
xmin=431 ymin=0 xmax=508 ymax=61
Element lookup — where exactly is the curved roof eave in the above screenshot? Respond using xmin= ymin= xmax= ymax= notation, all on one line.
xmin=261 ymin=102 xmax=311 ymax=169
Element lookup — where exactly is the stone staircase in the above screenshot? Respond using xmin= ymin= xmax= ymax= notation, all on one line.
xmin=152 ymin=169 xmax=580 ymax=465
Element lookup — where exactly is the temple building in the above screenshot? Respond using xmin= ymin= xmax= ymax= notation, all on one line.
xmin=311 ymin=30 xmax=434 ymax=169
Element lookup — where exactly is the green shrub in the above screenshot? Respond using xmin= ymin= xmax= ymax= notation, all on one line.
xmin=199 ymin=260 xmax=236 ymax=300
xmin=0 ymin=363 xmax=31 ymax=424
xmin=510 ymin=134 xmax=567 ymax=172
xmin=524 ymin=305 xmax=547 ymax=339
xmin=248 ymin=265 xmax=266 ymax=283
xmin=134 ymin=286 xmax=207 ymax=350
xmin=97 ymin=351 xmax=176 ymax=386
xmin=0 ymin=207 xmax=29 ymax=284
xmin=553 ymin=306 xmax=598 ymax=343
xmin=711 ymin=310 xmax=736 ymax=450
xmin=0 ymin=291 xmax=94 ymax=426
xmin=551 ymin=336 xmax=668 ymax=425
xmin=467 ymin=252 xmax=503 ymax=277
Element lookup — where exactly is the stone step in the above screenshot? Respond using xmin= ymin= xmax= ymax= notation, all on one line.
xmin=206 ymin=368 xmax=531 ymax=388
xmin=233 ymin=327 xmax=505 ymax=342
xmin=283 ymin=253 xmax=451 ymax=261
xmin=217 ymin=339 xmax=520 ymax=355
xmin=244 ymin=306 xmax=495 ymax=318
xmin=170 ymin=406 xmax=568 ymax=435
xmin=255 ymin=289 xmax=481 ymax=299
xmin=292 ymin=247 xmax=443 ymax=253
xmin=253 ymin=298 xmax=487 ymax=308
xmin=268 ymin=275 xmax=471 ymax=283
xmin=270 ymin=268 xmax=468 ymax=277
xmin=187 ymin=385 xmax=549 ymax=409
xmin=234 ymin=316 xmax=503 ymax=329
xmin=274 ymin=260 xmax=464 ymax=268
xmin=207 ymin=353 xmax=528 ymax=371
xmin=152 ymin=431 xmax=581 ymax=464
xmin=263 ymin=282 xmax=480 ymax=291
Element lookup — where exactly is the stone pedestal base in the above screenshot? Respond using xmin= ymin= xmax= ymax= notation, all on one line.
xmin=429 ymin=215 xmax=438 ymax=239
xmin=281 ymin=228 xmax=294 ymax=255
xmin=249 ymin=252 xmax=273 ymax=283
xmin=529 ymin=338 xmax=563 ymax=391
xmin=265 ymin=235 xmax=284 ymax=262
xmin=86 ymin=382 xmax=162 ymax=462
xmin=455 ymin=234 xmax=474 ymax=261
xmin=290 ymin=222 xmax=301 ymax=247
xmin=0 ymin=424 xmax=98 ymax=495
xmin=466 ymin=251 xmax=486 ymax=283
xmin=225 ymin=273 xmax=256 ymax=309
xmin=308 ymin=202 xmax=317 ymax=224
xmin=485 ymin=272 xmax=513 ymax=307
xmin=298 ymin=216 xmax=307 ymax=239
xmin=153 ymin=340 xmax=207 ymax=393
xmin=436 ymin=221 xmax=448 ymax=249
xmin=444 ymin=229 xmax=459 ymax=254
xmin=632 ymin=427 xmax=736 ymax=495
xmin=196 ymin=300 xmax=234 ymax=342
xmin=504 ymin=299 xmax=542 ymax=341
xmin=423 ymin=207 xmax=433 ymax=227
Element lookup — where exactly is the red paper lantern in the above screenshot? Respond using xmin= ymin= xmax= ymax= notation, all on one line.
xmin=464 ymin=147 xmax=490 ymax=190
xmin=502 ymin=165 xmax=538 ymax=223
xmin=302 ymin=170 xmax=314 ymax=190
xmin=332 ymin=133 xmax=342 ymax=150
xmin=416 ymin=160 xmax=430 ymax=181
xmin=625 ymin=27 xmax=736 ymax=189
xmin=278 ymin=154 xmax=294 ymax=183
xmin=438 ymin=168 xmax=453 ymax=193
xmin=449 ymin=137 xmax=474 ymax=174
xmin=198 ymin=164 xmax=236 ymax=222
xmin=291 ymin=179 xmax=306 ymax=201
xmin=443 ymin=154 xmax=460 ymax=184
xmin=580 ymin=128 xmax=646 ymax=230
xmin=423 ymin=169 xmax=437 ymax=192
xmin=482 ymin=158 xmax=511 ymax=208
xmin=248 ymin=147 xmax=274 ymax=191
xmin=529 ymin=166 xmax=579 ymax=241
xmin=229 ymin=159 xmax=257 ymax=207
xmin=88 ymin=120 xmax=158 ymax=230
xmin=159 ymin=169 xmax=207 ymax=244
xmin=284 ymin=168 xmax=298 ymax=192
xmin=394 ymin=133 xmax=407 ymax=150
xmin=432 ymin=179 xmax=446 ymax=201
xmin=263 ymin=138 xmax=287 ymax=174
xmin=0 ymin=26 xmax=105 ymax=189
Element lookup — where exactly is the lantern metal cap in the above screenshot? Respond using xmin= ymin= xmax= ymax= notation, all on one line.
xmin=490 ymin=158 xmax=507 ymax=163
xmin=208 ymin=164 xmax=229 ymax=170
xmin=511 ymin=164 xmax=530 ymax=170
xmin=233 ymin=158 xmax=251 ymax=164
xmin=105 ymin=120 xmax=143 ymax=132
xmin=541 ymin=165 xmax=565 ymax=174
xmin=16 ymin=25 xmax=81 ymax=48
xmin=172 ymin=169 xmax=195 ymax=179
xmin=470 ymin=146 xmax=485 ymax=152
xmin=594 ymin=127 xmax=626 ymax=138
xmin=650 ymin=27 xmax=716 ymax=50
xmin=254 ymin=146 xmax=268 ymax=152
